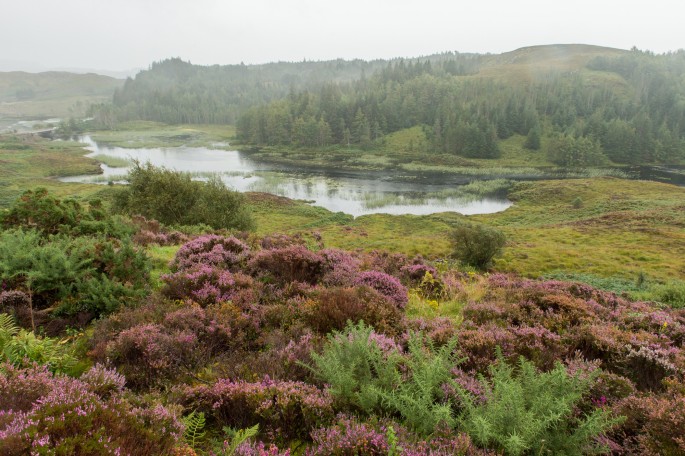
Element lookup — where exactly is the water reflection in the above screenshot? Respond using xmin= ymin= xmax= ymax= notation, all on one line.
xmin=60 ymin=136 xmax=513 ymax=217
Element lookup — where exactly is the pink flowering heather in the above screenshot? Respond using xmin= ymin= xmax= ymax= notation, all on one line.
xmin=171 ymin=235 xmax=250 ymax=271
xmin=80 ymin=364 xmax=126 ymax=398
xmin=400 ymin=263 xmax=439 ymax=285
xmin=353 ymin=271 xmax=408 ymax=309
xmin=162 ymin=264 xmax=254 ymax=307
xmin=319 ymin=248 xmax=361 ymax=287
xmin=0 ymin=364 xmax=182 ymax=455
xmin=306 ymin=417 xmax=393 ymax=455
xmin=0 ymin=290 xmax=30 ymax=310
xmin=106 ymin=323 xmax=199 ymax=389
xmin=234 ymin=441 xmax=292 ymax=456
xmin=248 ymin=245 xmax=325 ymax=285
xmin=182 ymin=376 xmax=334 ymax=442
xmin=306 ymin=417 xmax=483 ymax=456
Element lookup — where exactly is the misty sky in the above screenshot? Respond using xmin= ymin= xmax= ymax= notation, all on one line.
xmin=2 ymin=0 xmax=683 ymax=72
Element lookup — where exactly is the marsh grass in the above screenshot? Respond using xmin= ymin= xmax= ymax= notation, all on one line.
xmin=90 ymin=154 xmax=133 ymax=168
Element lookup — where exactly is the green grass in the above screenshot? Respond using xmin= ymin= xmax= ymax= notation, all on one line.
xmin=146 ymin=245 xmax=180 ymax=289
xmin=90 ymin=123 xmax=237 ymax=149
xmin=0 ymin=135 xmax=103 ymax=207
xmin=247 ymin=177 xmax=685 ymax=290
xmin=90 ymin=154 xmax=132 ymax=168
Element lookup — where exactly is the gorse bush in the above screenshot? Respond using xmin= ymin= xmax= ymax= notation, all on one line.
xmin=308 ymin=321 xmax=403 ymax=414
xmin=450 ymin=221 xmax=506 ymax=270
xmin=308 ymin=322 xmax=461 ymax=435
xmin=380 ymin=333 xmax=461 ymax=435
xmin=0 ymin=229 xmax=149 ymax=321
xmin=0 ymin=189 xmax=150 ymax=329
xmin=1 ymin=188 xmax=135 ymax=239
xmin=458 ymin=352 xmax=623 ymax=456
xmin=114 ymin=162 xmax=255 ymax=230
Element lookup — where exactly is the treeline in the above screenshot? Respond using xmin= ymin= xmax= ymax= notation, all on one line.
xmin=89 ymin=53 xmax=481 ymax=127
xmin=238 ymin=49 xmax=685 ymax=163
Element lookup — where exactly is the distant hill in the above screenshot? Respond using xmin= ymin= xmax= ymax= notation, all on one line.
xmin=0 ymin=71 xmax=124 ymax=120
xmin=0 ymin=71 xmax=123 ymax=102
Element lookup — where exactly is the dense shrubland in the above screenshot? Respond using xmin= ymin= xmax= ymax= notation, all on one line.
xmin=1 ymin=189 xmax=684 ymax=454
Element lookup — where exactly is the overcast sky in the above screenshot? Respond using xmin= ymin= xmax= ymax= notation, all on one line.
xmin=2 ymin=0 xmax=683 ymax=73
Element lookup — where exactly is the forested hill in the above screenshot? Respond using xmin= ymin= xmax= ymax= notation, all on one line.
xmin=92 ymin=45 xmax=685 ymax=164
xmin=90 ymin=52 xmax=482 ymax=126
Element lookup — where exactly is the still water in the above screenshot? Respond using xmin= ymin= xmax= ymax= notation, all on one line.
xmin=60 ymin=136 xmax=513 ymax=217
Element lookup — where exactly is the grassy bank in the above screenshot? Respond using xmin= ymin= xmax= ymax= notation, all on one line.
xmin=246 ymin=177 xmax=685 ymax=295
xmin=0 ymin=135 xmax=103 ymax=206
xmin=89 ymin=122 xmax=236 ymax=148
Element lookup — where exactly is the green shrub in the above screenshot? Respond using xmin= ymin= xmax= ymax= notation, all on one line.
xmin=458 ymin=352 xmax=623 ymax=456
xmin=380 ymin=332 xmax=461 ymax=435
xmin=308 ymin=321 xmax=402 ymax=414
xmin=650 ymin=281 xmax=685 ymax=309
xmin=449 ymin=222 xmax=506 ymax=270
xmin=308 ymin=322 xmax=462 ymax=435
xmin=114 ymin=162 xmax=254 ymax=231
xmin=0 ymin=229 xmax=149 ymax=319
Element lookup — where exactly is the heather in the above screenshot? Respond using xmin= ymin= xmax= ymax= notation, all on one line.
xmin=2 ymin=226 xmax=685 ymax=453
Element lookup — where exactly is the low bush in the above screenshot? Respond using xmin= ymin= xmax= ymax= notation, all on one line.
xmin=449 ymin=222 xmax=506 ymax=270
xmin=308 ymin=322 xmax=402 ymax=414
xmin=171 ymin=234 xmax=251 ymax=272
xmin=248 ymin=245 xmax=325 ymax=285
xmin=353 ymin=271 xmax=408 ymax=309
xmin=182 ymin=377 xmax=334 ymax=443
xmin=308 ymin=322 xmax=460 ymax=435
xmin=0 ymin=363 xmax=183 ymax=455
xmin=0 ymin=229 xmax=149 ymax=322
xmin=305 ymin=286 xmax=404 ymax=335
xmin=113 ymin=162 xmax=254 ymax=230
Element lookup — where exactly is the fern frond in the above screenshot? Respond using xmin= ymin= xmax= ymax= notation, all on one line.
xmin=182 ymin=410 xmax=206 ymax=449
xmin=224 ymin=424 xmax=259 ymax=456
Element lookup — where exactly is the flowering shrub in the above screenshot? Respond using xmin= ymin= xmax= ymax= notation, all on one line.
xmin=248 ymin=245 xmax=325 ymax=285
xmin=353 ymin=271 xmax=408 ymax=309
xmin=319 ymin=248 xmax=361 ymax=286
xmin=400 ymin=263 xmax=439 ymax=285
xmin=0 ymin=363 xmax=182 ymax=455
xmin=80 ymin=363 xmax=126 ymax=398
xmin=306 ymin=417 xmax=482 ymax=456
xmin=306 ymin=417 xmax=396 ymax=455
xmin=306 ymin=286 xmax=404 ymax=335
xmin=0 ymin=290 xmax=30 ymax=311
xmin=611 ymin=379 xmax=685 ymax=455
xmin=162 ymin=265 xmax=255 ymax=307
xmin=360 ymin=250 xmax=411 ymax=277
xmin=182 ymin=377 xmax=334 ymax=442
xmin=171 ymin=235 xmax=250 ymax=271
xmin=105 ymin=323 xmax=199 ymax=388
